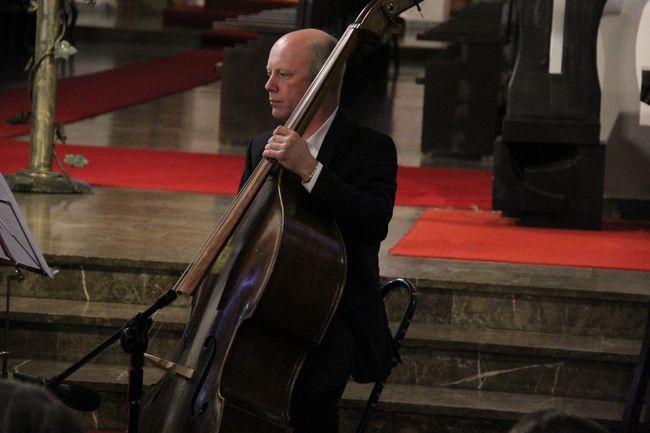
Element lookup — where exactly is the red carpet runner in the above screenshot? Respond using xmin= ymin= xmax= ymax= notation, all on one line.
xmin=0 ymin=140 xmax=492 ymax=208
xmin=0 ymin=140 xmax=244 ymax=196
xmin=0 ymin=49 xmax=222 ymax=139
xmin=396 ymin=166 xmax=491 ymax=209
xmin=390 ymin=209 xmax=650 ymax=271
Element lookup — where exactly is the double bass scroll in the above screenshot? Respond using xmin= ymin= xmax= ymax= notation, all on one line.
xmin=140 ymin=1 xmax=424 ymax=432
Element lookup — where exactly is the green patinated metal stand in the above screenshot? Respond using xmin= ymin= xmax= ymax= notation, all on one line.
xmin=4 ymin=0 xmax=90 ymax=194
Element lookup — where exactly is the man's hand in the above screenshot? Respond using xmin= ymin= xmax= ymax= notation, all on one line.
xmin=263 ymin=126 xmax=318 ymax=182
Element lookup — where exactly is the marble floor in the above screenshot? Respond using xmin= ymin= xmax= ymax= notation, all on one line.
xmin=2 ymin=1 xmax=649 ymax=296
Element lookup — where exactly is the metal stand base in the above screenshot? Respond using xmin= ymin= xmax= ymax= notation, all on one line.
xmin=5 ymin=171 xmax=91 ymax=194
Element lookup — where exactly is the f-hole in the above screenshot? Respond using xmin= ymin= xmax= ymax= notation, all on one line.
xmin=191 ymin=336 xmax=217 ymax=417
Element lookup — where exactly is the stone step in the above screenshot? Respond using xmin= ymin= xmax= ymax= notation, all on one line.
xmin=10 ymin=360 xmax=625 ymax=433
xmin=1 ymin=256 xmax=184 ymax=305
xmin=4 ymin=255 xmax=648 ymax=340
xmin=4 ymin=296 xmax=188 ymax=365
xmin=10 ymin=359 xmax=163 ymax=432
xmin=402 ymin=323 xmax=640 ymax=363
xmin=381 ymin=276 xmax=650 ymax=339
xmin=340 ymin=383 xmax=625 ymax=433
xmin=389 ymin=323 xmax=640 ymax=401
xmin=3 ymin=297 xmax=643 ymax=401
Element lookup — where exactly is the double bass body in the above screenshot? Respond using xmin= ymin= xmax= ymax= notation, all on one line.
xmin=140 ymin=170 xmax=346 ymax=432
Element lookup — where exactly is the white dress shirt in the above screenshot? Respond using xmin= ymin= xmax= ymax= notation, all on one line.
xmin=302 ymin=107 xmax=339 ymax=192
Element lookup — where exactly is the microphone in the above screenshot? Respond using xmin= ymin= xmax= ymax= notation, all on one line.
xmin=11 ymin=371 xmax=102 ymax=412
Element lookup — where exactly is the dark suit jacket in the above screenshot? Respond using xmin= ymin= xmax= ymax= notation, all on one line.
xmin=239 ymin=109 xmax=397 ymax=383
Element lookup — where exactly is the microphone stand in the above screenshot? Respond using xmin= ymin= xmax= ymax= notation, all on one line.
xmin=1 ymin=267 xmax=24 ymax=379
xmin=121 ymin=312 xmax=152 ymax=433
xmin=1 ymin=269 xmax=7 ymax=377
xmin=46 ymin=289 xmax=179 ymax=433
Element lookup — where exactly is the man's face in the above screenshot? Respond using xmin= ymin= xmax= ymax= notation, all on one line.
xmin=265 ymin=38 xmax=312 ymax=120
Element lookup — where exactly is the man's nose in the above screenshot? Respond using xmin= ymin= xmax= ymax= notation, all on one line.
xmin=265 ymin=74 xmax=276 ymax=92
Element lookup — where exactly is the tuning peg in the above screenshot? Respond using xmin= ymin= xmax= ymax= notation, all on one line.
xmin=391 ymin=16 xmax=406 ymax=35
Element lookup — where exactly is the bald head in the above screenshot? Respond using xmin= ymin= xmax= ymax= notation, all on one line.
xmin=276 ymin=29 xmax=338 ymax=81
xmin=265 ymin=29 xmax=342 ymax=122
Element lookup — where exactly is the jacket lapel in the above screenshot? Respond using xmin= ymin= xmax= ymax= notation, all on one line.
xmin=317 ymin=109 xmax=354 ymax=167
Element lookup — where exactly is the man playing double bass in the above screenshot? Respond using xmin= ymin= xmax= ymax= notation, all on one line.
xmin=239 ymin=28 xmax=397 ymax=433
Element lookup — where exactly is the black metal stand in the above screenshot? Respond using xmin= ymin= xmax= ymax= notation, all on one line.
xmin=356 ymin=278 xmax=417 ymax=433
xmin=1 ymin=267 xmax=24 ymax=379
xmin=121 ymin=313 xmax=152 ymax=433
xmin=47 ymin=289 xmax=178 ymax=431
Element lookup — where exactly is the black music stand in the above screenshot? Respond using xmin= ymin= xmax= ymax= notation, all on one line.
xmin=0 ymin=175 xmax=55 ymax=277
xmin=0 ymin=173 xmax=56 ymax=377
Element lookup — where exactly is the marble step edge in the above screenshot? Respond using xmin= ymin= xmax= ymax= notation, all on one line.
xmin=10 ymin=358 xmax=162 ymax=395
xmin=403 ymin=323 xmax=641 ymax=364
xmin=379 ymin=254 xmax=650 ymax=303
xmin=6 ymin=297 xmax=642 ymax=364
xmin=341 ymin=382 xmax=625 ymax=426
xmin=35 ymin=252 xmax=650 ymax=303
xmin=41 ymin=254 xmax=186 ymax=274
xmin=11 ymin=359 xmax=626 ymax=426
xmin=9 ymin=253 xmax=649 ymax=306
xmin=6 ymin=296 xmax=189 ymax=333
xmin=380 ymin=273 xmax=650 ymax=304
xmin=17 ymin=253 xmax=650 ymax=303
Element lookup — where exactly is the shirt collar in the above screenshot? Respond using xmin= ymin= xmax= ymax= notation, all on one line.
xmin=305 ymin=107 xmax=339 ymax=158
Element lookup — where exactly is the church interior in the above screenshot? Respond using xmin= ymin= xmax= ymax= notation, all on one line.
xmin=1 ymin=0 xmax=650 ymax=432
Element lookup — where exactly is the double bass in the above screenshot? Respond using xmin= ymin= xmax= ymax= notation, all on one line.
xmin=140 ymin=1 xmax=423 ymax=431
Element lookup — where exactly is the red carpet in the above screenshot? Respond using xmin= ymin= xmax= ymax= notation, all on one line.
xmin=0 ymin=140 xmax=492 ymax=208
xmin=0 ymin=140 xmax=244 ymax=196
xmin=396 ymin=166 xmax=491 ymax=209
xmin=0 ymin=49 xmax=221 ymax=139
xmin=390 ymin=209 xmax=650 ymax=271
